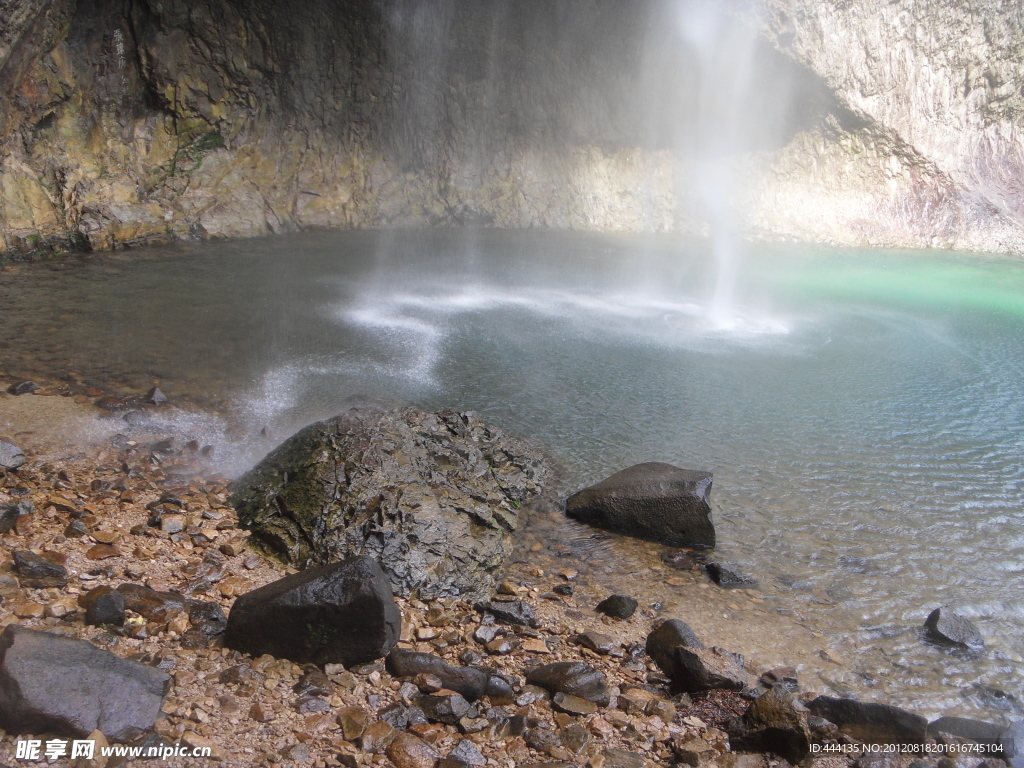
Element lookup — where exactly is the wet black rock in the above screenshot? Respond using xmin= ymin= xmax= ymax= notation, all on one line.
xmin=706 ymin=562 xmax=758 ymax=589
xmin=187 ymin=600 xmax=227 ymax=636
xmin=12 ymin=550 xmax=67 ymax=588
xmin=386 ymin=649 xmax=489 ymax=701
xmin=230 ymin=408 xmax=548 ymax=600
xmin=729 ymin=685 xmax=812 ymax=764
xmin=525 ymin=661 xmax=611 ymax=706
xmin=223 ymin=556 xmax=401 ymax=666
xmin=928 ymin=717 xmax=1004 ymax=748
xmin=807 ymin=696 xmax=928 ymax=745
xmin=595 ymin=594 xmax=638 ymax=619
xmin=924 ymin=607 xmax=985 ymax=649
xmin=0 ymin=440 xmax=25 ymax=471
xmin=645 ymin=619 xmax=704 ymax=682
xmin=475 ymin=599 xmax=540 ymax=628
xmin=565 ymin=462 xmax=715 ymax=547
xmin=79 ymin=586 xmax=126 ymax=626
xmin=6 ymin=382 xmax=37 ymax=396
xmin=0 ymin=625 xmax=169 ymax=741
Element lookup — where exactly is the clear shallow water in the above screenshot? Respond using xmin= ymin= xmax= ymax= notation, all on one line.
xmin=2 ymin=229 xmax=1023 ymax=722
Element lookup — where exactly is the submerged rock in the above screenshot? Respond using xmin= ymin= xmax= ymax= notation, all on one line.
xmin=807 ymin=696 xmax=928 ymax=745
xmin=706 ymin=562 xmax=758 ymax=589
xmin=565 ymin=462 xmax=715 ymax=548
xmin=223 ymin=556 xmax=401 ymax=666
xmin=924 ymin=606 xmax=985 ymax=649
xmin=230 ymin=408 xmax=548 ymax=600
xmin=0 ymin=625 xmax=169 ymax=741
xmin=0 ymin=440 xmax=26 ymax=470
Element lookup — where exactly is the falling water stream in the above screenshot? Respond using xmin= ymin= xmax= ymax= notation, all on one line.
xmin=1 ymin=229 xmax=1022 ymax=725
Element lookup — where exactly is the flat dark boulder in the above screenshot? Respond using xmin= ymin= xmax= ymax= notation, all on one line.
xmin=230 ymin=408 xmax=549 ymax=600
xmin=807 ymin=696 xmax=928 ymax=745
xmin=224 ymin=556 xmax=400 ymax=666
xmin=0 ymin=625 xmax=169 ymax=741
xmin=565 ymin=462 xmax=714 ymax=548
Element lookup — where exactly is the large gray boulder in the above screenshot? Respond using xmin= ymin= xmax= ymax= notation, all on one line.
xmin=230 ymin=408 xmax=548 ymax=600
xmin=565 ymin=462 xmax=714 ymax=547
xmin=223 ymin=556 xmax=401 ymax=666
xmin=0 ymin=625 xmax=169 ymax=741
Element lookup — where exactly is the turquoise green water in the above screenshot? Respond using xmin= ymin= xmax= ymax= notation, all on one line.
xmin=1 ymin=230 xmax=1022 ymax=723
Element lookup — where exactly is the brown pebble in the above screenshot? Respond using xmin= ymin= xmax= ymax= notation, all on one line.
xmin=385 ymin=732 xmax=439 ymax=768
xmin=360 ymin=720 xmax=396 ymax=753
xmin=336 ymin=706 xmax=369 ymax=741
xmin=92 ymin=530 xmax=119 ymax=544
xmin=249 ymin=702 xmax=275 ymax=722
xmin=13 ymin=602 xmax=45 ymax=618
xmin=414 ymin=673 xmax=444 ymax=694
xmin=86 ymin=543 xmax=120 ymax=559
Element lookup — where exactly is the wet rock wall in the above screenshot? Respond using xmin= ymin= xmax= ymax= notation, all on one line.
xmin=2 ymin=0 xmax=1024 ymax=258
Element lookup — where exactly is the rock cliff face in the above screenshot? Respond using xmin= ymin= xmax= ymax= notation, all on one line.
xmin=1 ymin=0 xmax=1023 ymax=258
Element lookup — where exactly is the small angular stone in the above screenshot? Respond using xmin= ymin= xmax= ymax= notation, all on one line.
xmin=360 ymin=719 xmax=396 ymax=753
xmin=86 ymin=543 xmax=120 ymax=560
xmin=447 ymin=739 xmax=487 ymax=766
xmin=577 ymin=630 xmax=618 ymax=654
xmin=595 ymin=594 xmax=638 ymax=619
xmin=475 ymin=599 xmax=539 ymax=627
xmin=416 ymin=692 xmax=471 ymax=725
xmin=6 ymin=381 xmax=37 ymax=396
xmin=552 ymin=691 xmax=598 ymax=715
xmin=337 ymin=706 xmax=370 ymax=740
xmin=526 ymin=661 xmax=611 ymax=706
xmin=706 ymin=562 xmax=758 ymax=588
xmin=0 ymin=440 xmax=26 ymax=470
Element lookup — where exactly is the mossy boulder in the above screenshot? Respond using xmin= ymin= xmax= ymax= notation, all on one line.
xmin=230 ymin=407 xmax=548 ymax=600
